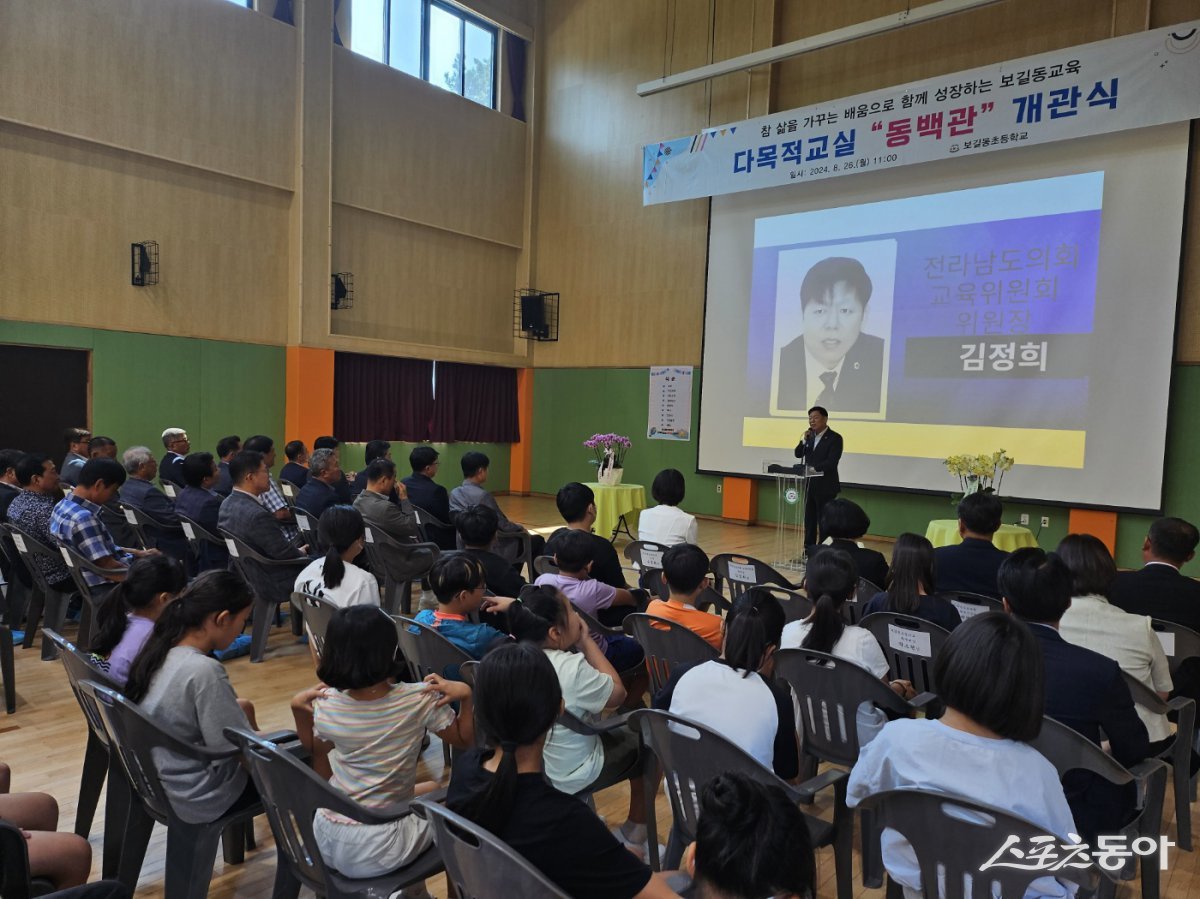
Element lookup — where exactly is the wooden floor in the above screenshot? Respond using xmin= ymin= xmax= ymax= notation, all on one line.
xmin=3 ymin=495 xmax=1195 ymax=897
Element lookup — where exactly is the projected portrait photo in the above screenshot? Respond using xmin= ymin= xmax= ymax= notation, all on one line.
xmin=771 ymin=239 xmax=896 ymax=418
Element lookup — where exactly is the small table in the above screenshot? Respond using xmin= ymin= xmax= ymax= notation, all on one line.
xmin=925 ymin=520 xmax=1039 ymax=551
xmin=585 ymin=482 xmax=646 ymax=542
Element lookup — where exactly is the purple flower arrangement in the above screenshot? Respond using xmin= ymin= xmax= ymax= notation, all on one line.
xmin=583 ymin=433 xmax=631 ymax=469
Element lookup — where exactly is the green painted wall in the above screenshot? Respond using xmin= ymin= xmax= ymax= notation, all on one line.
xmin=530 ymin=365 xmax=1200 ymax=573
xmin=340 ymin=441 xmax=511 ymax=495
xmin=0 ymin=320 xmax=285 ymax=463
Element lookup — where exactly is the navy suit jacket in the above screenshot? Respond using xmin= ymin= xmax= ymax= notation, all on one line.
xmin=794 ymin=428 xmax=842 ymax=498
xmin=278 ymin=461 xmax=309 ymax=488
xmin=213 ymin=461 xmax=234 ymax=497
xmin=1110 ymin=563 xmax=1200 ymax=634
xmin=402 ymin=473 xmax=455 ymax=550
xmin=827 ymin=538 xmax=889 ymax=589
xmin=175 ymin=486 xmax=228 ymax=569
xmin=295 ymin=478 xmax=337 ymax=520
xmin=933 ymin=537 xmax=1008 ymax=598
xmin=776 ymin=333 xmax=885 ymax=414
xmin=120 ymin=477 xmax=188 ymax=562
xmin=159 ymin=453 xmax=187 ymax=488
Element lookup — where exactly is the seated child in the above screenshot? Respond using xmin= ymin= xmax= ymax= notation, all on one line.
xmin=414 ymin=555 xmax=517 ymax=661
xmin=291 ymin=605 xmax=474 ymax=879
xmin=455 ymin=504 xmax=528 ymax=599
xmin=89 ymin=554 xmax=185 ymax=686
xmin=645 ymin=544 xmax=722 ymax=651
xmin=0 ymin=761 xmax=92 ymax=891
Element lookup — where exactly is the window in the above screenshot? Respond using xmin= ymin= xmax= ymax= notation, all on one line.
xmin=222 ymin=0 xmax=253 ymax=7
xmin=351 ymin=0 xmax=498 ymax=108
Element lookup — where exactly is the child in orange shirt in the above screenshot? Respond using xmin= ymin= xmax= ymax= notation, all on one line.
xmin=645 ymin=544 xmax=724 ymax=650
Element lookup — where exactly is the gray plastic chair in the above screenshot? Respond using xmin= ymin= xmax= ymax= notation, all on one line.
xmin=748 ymin=584 xmax=814 ymax=624
xmin=533 ymin=555 xmax=559 ymax=576
xmin=623 ymin=540 xmax=669 ymax=571
xmin=1120 ymin=670 xmax=1195 ymax=851
xmin=413 ymin=799 xmax=569 ymax=899
xmin=0 ymin=622 xmax=11 ymax=713
xmin=1028 ymin=715 xmax=1169 ymax=899
xmin=856 ymin=788 xmax=1106 ymax=899
xmin=220 ymin=529 xmax=307 ymax=662
xmin=292 ymin=509 xmax=322 ymax=553
xmin=361 ymin=525 xmax=439 ymax=615
xmin=637 ymin=567 xmax=669 ymax=600
xmin=710 ymin=552 xmax=799 ymax=600
xmin=1150 ymin=618 xmax=1200 ymax=678
xmin=495 ymin=528 xmax=535 ymax=582
xmin=630 ymin=708 xmax=851 ymax=899
xmin=859 ymin=611 xmax=951 ymax=694
xmin=44 ymin=629 xmax=129 ymax=877
xmin=840 ymin=577 xmax=883 ymax=625
xmin=948 ymin=590 xmax=1005 ymax=622
xmin=394 ymin=615 xmax=474 ymax=682
xmin=176 ymin=513 xmax=228 ymax=573
xmin=292 ymin=591 xmax=339 ymax=659
xmin=278 ymin=479 xmax=298 ymax=508
xmin=4 ymin=523 xmax=72 ymax=660
xmin=79 ymin=681 xmax=260 ymax=898
xmin=58 ymin=542 xmax=127 ymax=650
xmin=225 ymin=727 xmax=444 ymax=899
xmin=622 ymin=612 xmax=718 ymax=693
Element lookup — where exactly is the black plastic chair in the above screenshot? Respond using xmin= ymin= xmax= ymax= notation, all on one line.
xmin=748 ymin=584 xmax=813 ymax=624
xmin=361 ymin=525 xmax=439 ymax=615
xmin=533 ymin=555 xmax=559 ymax=576
xmin=220 ymin=529 xmax=308 ymax=663
xmin=1150 ymin=618 xmax=1200 ymax=679
xmin=622 ymin=612 xmax=719 ymax=694
xmin=413 ymin=799 xmax=569 ymax=899
xmin=161 ymin=481 xmax=178 ymax=500
xmin=278 ymin=480 xmax=298 ymax=508
xmin=840 ymin=577 xmax=883 ymax=625
xmin=293 ymin=590 xmax=339 ymax=659
xmin=623 ymin=540 xmax=668 ymax=571
xmin=710 ymin=552 xmax=798 ymax=600
xmin=79 ymin=680 xmax=261 ymax=898
xmin=394 ymin=615 xmax=474 ymax=682
xmin=947 ymin=590 xmax=1004 ymax=622
xmin=495 ymin=528 xmax=535 ymax=582
xmin=637 ymin=567 xmax=669 ymax=601
xmin=116 ymin=503 xmax=153 ymax=552
xmin=1028 ymin=715 xmax=1169 ymax=899
xmin=177 ymin=513 xmax=228 ymax=573
xmin=292 ymin=509 xmax=322 ymax=553
xmin=630 ymin=708 xmax=851 ymax=899
xmin=0 ymin=818 xmax=59 ymax=898
xmin=58 ymin=542 xmax=127 ymax=650
xmin=44 ymin=629 xmax=130 ymax=877
xmin=4 ymin=523 xmax=72 ymax=660
xmin=1120 ymin=669 xmax=1196 ymax=851
xmin=859 ymin=612 xmax=951 ymax=694
xmin=856 ymin=788 xmax=1106 ymax=899
xmin=0 ymin=623 xmax=12 ymax=713
xmin=225 ymin=727 xmax=444 ymax=899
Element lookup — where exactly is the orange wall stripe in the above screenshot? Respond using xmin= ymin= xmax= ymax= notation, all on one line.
xmin=721 ymin=476 xmax=758 ymax=523
xmin=510 ymin=368 xmax=534 ymax=494
xmin=286 ymin=346 xmax=335 ymax=449
xmin=1066 ymin=508 xmax=1118 ymax=555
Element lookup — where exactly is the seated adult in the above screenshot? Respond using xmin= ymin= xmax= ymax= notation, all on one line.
xmin=645 ymin=544 xmax=723 ymax=651
xmin=294 ymin=505 xmax=380 ymax=608
xmin=455 ymin=504 xmax=527 ymax=599
xmin=213 ymin=435 xmax=241 ymax=496
xmin=118 ymin=446 xmax=188 ymax=562
xmin=7 ymin=453 xmax=74 ymax=594
xmin=862 ymin=532 xmax=961 ymax=631
xmin=637 ymin=468 xmax=698 ymax=546
xmin=351 ymin=439 xmax=394 ymax=500
xmin=352 ymin=458 xmax=420 ymax=543
xmin=294 ymin=448 xmax=342 ymax=520
xmin=158 ymin=427 xmax=190 ymax=488
xmin=174 ymin=452 xmax=228 ymax=569
xmin=817 ymin=498 xmax=889 ymax=589
xmin=242 ymin=435 xmax=299 ymax=543
xmin=87 ymin=437 xmax=138 ymax=548
xmin=278 ymin=439 xmax=308 ymax=489
xmin=51 ymin=458 xmax=149 ymax=594
xmin=450 ymin=451 xmax=543 ymax=563
xmin=1109 ymin=517 xmax=1200 ymax=632
xmin=59 ymin=427 xmax=91 ymax=487
xmin=0 ymin=448 xmax=22 ymax=520
xmin=1000 ymin=547 xmax=1150 ymax=843
xmin=654 ymin=591 xmax=799 ymax=780
xmin=218 ymin=450 xmax=308 ymax=597
xmin=401 ymin=445 xmax=455 ymax=550
xmin=933 ymin=491 xmax=1008 ymax=598
xmin=1057 ymin=534 xmax=1179 ymax=763
xmin=313 ymin=436 xmax=354 ymax=503
xmin=544 ymin=482 xmax=628 ymax=589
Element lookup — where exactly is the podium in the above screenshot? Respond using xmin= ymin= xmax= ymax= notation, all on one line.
xmin=765 ymin=464 xmax=823 ymax=573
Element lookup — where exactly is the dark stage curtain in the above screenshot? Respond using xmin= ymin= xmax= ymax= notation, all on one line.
xmin=430 ymin=362 xmax=520 ymax=443
xmin=504 ymin=33 xmax=528 ymax=122
xmin=334 ymin=353 xmax=434 ymax=442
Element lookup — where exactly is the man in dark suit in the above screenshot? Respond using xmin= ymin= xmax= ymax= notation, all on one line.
xmin=0 ymin=449 xmax=23 ymax=520
xmin=817 ymin=497 xmax=889 ymax=588
xmin=158 ymin=428 xmax=190 ymax=489
xmin=1110 ymin=517 xmax=1200 ymax=632
xmin=87 ymin=437 xmax=138 ymax=548
xmin=218 ymin=450 xmax=308 ymax=599
xmin=351 ymin=440 xmax=400 ymax=503
xmin=213 ymin=435 xmax=241 ymax=497
xmin=1001 ymin=548 xmax=1149 ymax=842
xmin=933 ymin=491 xmax=1009 ymax=598
xmin=294 ymin=448 xmax=342 ymax=520
xmin=312 ymin=436 xmax=354 ymax=504
xmin=278 ymin=439 xmax=309 ymax=488
xmin=60 ymin=427 xmax=92 ymax=487
xmin=175 ymin=452 xmax=227 ymax=570
xmin=775 ymin=256 xmax=885 ymax=414
xmin=119 ymin=445 xmax=188 ymax=563
xmin=794 ymin=406 xmax=842 ymax=548
xmin=402 ymin=445 xmax=455 ymax=550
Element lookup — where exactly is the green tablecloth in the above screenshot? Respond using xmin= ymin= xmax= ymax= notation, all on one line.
xmin=584 ymin=482 xmax=646 ymax=539
xmin=925 ymin=519 xmax=1039 ymax=551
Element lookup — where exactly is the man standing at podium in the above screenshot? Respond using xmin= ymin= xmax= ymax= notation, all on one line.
xmin=795 ymin=405 xmax=842 ymax=548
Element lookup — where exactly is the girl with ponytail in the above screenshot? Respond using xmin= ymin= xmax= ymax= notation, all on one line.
xmin=90 ymin=554 xmax=186 ymax=686
xmin=294 ymin=505 xmax=379 ymax=608
xmin=781 ymin=547 xmax=914 ymax=697
xmin=653 ymin=591 xmax=800 ymax=781
xmin=124 ymin=570 xmax=262 ymax=825
xmin=447 ymin=642 xmax=679 ymax=899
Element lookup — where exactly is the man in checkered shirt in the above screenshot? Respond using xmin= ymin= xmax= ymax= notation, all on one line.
xmin=242 ymin=435 xmax=300 ymax=543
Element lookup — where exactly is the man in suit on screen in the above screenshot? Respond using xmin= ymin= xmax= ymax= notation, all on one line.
xmin=795 ymin=406 xmax=842 ymax=548
xmin=775 ymin=256 xmax=884 ymax=414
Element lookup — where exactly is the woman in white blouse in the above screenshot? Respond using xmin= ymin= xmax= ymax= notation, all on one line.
xmin=294 ymin=505 xmax=380 ymax=608
xmin=637 ymin=468 xmax=698 ymax=546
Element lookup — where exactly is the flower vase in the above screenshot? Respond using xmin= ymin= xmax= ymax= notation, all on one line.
xmin=598 ymin=467 xmax=624 ymax=487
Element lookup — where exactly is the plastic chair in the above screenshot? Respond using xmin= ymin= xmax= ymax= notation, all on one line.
xmin=413 ymin=799 xmax=569 ymax=899
xmin=0 ymin=623 xmax=12 ymax=713
xmin=1120 ymin=669 xmax=1196 ymax=851
xmin=161 ymin=482 xmax=178 ymax=500
xmin=278 ymin=480 xmax=298 ymax=508
xmin=411 ymin=504 xmax=456 ymax=549
xmin=0 ymin=526 xmax=33 ymax=633
xmin=0 ymin=818 xmax=58 ymax=898
xmin=394 ymin=615 xmax=474 ymax=682
xmin=361 ymin=526 xmax=439 ymax=615
xmin=840 ymin=577 xmax=883 ymax=625
xmin=948 ymin=590 xmax=1004 ymax=622
xmin=710 ymin=552 xmax=798 ymax=600
xmin=44 ymin=629 xmax=130 ymax=877
xmin=1028 ymin=715 xmax=1169 ymax=899
xmin=225 ymin=728 xmax=444 ymax=899
xmin=637 ymin=567 xmax=669 ymax=601
xmin=292 ymin=509 xmax=321 ymax=553
xmin=859 ymin=612 xmax=951 ymax=694
xmin=855 ymin=788 xmax=1106 ymax=899
xmin=622 ymin=612 xmax=719 ymax=694
xmin=630 ymin=707 xmax=852 ymax=899
xmin=292 ymin=591 xmax=338 ymax=659
xmin=623 ymin=540 xmax=669 ymax=571
xmin=176 ymin=513 xmax=228 ymax=573
xmin=116 ymin=503 xmax=152 ymax=551
xmin=58 ymin=543 xmax=127 ymax=650
xmin=220 ymin=529 xmax=307 ymax=663
xmin=495 ymin=528 xmax=535 ymax=582
xmin=748 ymin=584 xmax=813 ymax=624
xmin=1150 ymin=618 xmax=1200 ymax=678
xmin=533 ymin=555 xmax=559 ymax=576
xmin=79 ymin=680 xmax=261 ymax=898
xmin=4 ymin=523 xmax=72 ymax=659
